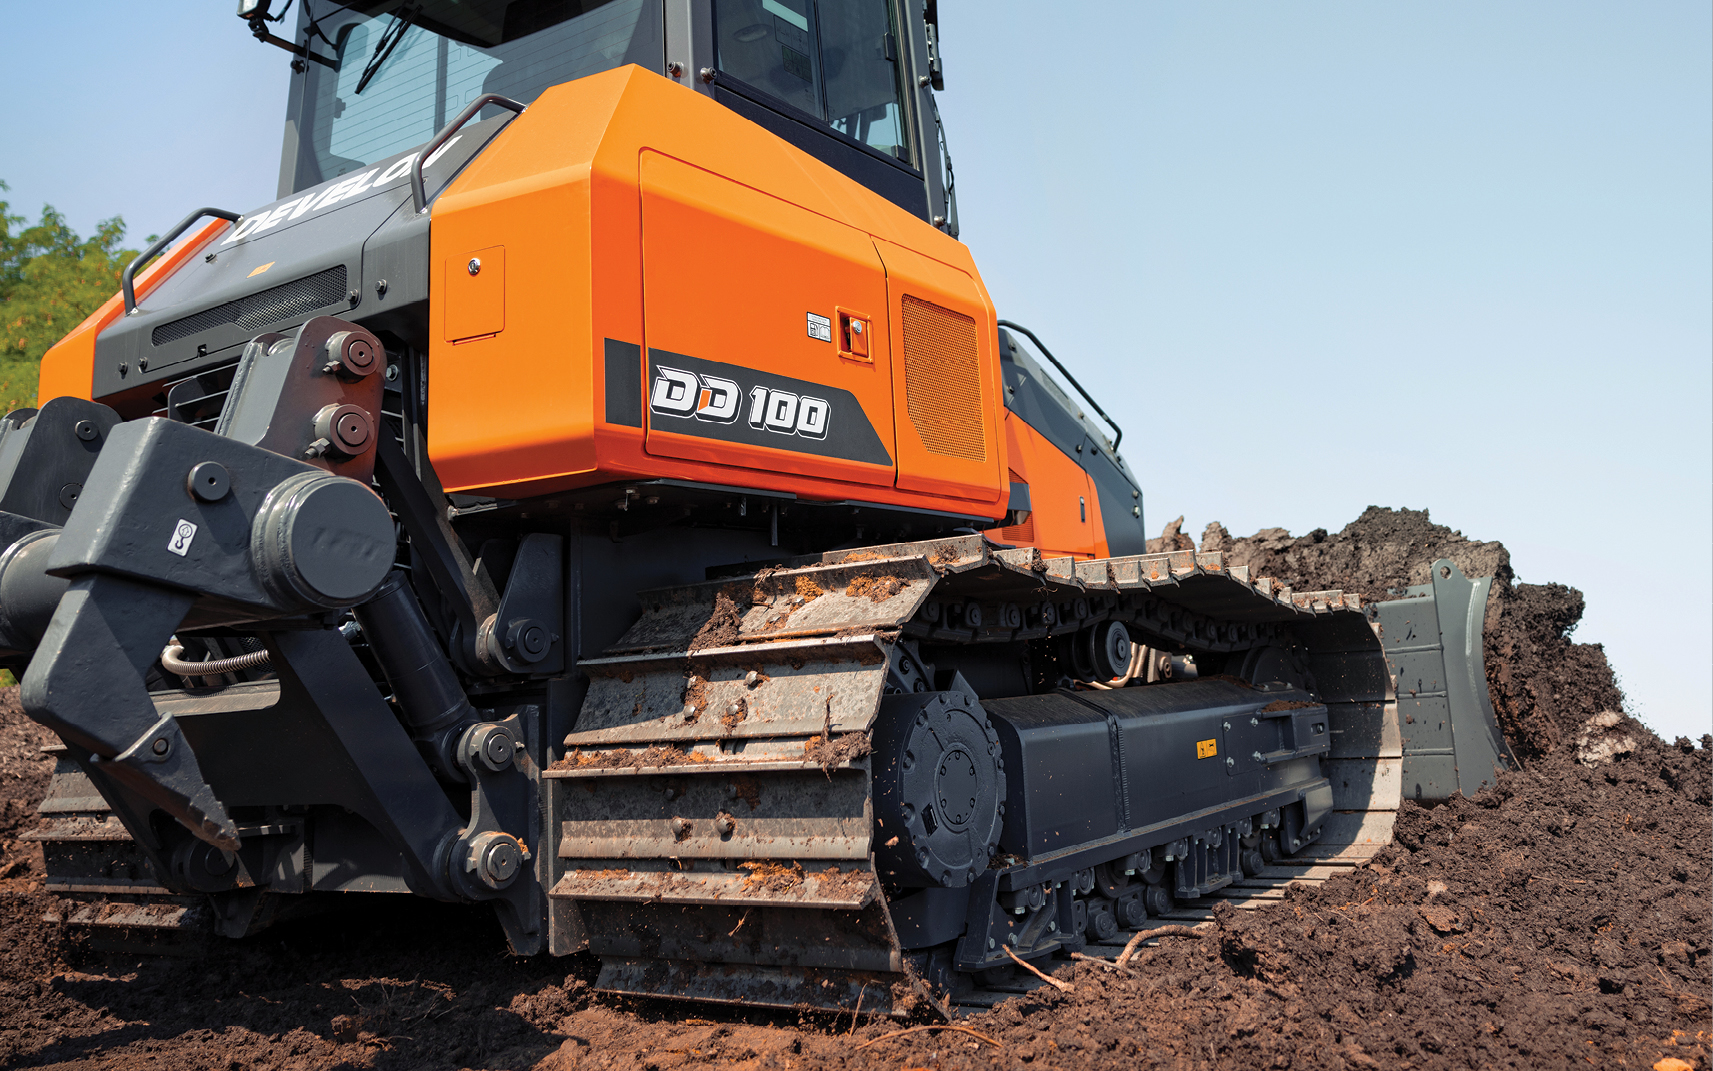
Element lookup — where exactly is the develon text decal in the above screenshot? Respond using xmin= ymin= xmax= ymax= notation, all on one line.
xmin=219 ymin=137 xmax=464 ymax=245
xmin=649 ymin=366 xmax=830 ymax=440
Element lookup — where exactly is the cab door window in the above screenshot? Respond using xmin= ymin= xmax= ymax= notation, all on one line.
xmin=714 ymin=0 xmax=910 ymax=164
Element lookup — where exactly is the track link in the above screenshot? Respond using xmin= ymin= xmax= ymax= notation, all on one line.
xmin=950 ymin=841 xmax=1382 ymax=1013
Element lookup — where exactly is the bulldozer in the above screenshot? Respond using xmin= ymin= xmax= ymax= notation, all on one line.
xmin=6 ymin=0 xmax=1515 ymax=1014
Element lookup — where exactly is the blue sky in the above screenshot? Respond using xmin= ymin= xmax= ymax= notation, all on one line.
xmin=2 ymin=2 xmax=1708 ymax=740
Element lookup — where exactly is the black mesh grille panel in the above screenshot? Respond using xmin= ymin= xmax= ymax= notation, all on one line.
xmin=151 ymin=265 xmax=348 ymax=347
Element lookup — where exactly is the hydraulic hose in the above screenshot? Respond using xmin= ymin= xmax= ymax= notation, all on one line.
xmin=160 ymin=642 xmax=271 ymax=677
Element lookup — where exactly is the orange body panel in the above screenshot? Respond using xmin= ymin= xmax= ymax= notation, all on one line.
xmin=426 ymin=66 xmax=1007 ymax=519
xmin=985 ymin=411 xmax=1104 ymax=559
xmin=876 ymin=240 xmax=1002 ymax=502
xmin=36 ymin=219 xmax=232 ymax=404
xmin=638 ymin=150 xmax=893 ymax=489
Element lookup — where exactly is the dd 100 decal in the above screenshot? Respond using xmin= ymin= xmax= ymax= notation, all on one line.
xmin=650 ymin=365 xmax=829 ymax=441
xmin=642 ymin=348 xmax=893 ymax=467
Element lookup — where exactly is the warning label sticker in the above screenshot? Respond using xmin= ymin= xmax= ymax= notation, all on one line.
xmin=806 ymin=312 xmax=832 ymax=342
xmin=1195 ymin=738 xmax=1218 ymax=760
xmin=167 ymin=519 xmax=198 ymax=557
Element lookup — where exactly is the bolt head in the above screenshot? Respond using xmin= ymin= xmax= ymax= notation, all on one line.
xmin=187 ymin=462 xmax=231 ymax=503
xmin=467 ymin=257 xmax=482 ymax=276
xmin=151 ymin=738 xmax=170 ymax=756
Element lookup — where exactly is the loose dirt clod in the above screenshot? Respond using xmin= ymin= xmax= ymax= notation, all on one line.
xmin=844 ymin=573 xmax=906 ymax=602
xmin=688 ymin=588 xmax=745 ymax=650
xmin=738 ymin=860 xmax=804 ymax=892
xmin=803 ymin=731 xmax=872 ymax=770
xmin=549 ymin=744 xmax=709 ymax=771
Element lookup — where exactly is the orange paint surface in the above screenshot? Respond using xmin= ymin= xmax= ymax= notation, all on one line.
xmin=427 ymin=66 xmax=1008 ymax=519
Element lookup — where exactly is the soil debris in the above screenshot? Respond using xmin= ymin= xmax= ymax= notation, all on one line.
xmin=680 ymin=672 xmax=710 ymax=722
xmin=1145 ymin=514 xmax=1197 ymax=553
xmin=844 ymin=572 xmax=906 ymax=602
xmin=738 ymin=860 xmax=804 ymax=892
xmin=803 ymin=731 xmax=872 ymax=770
xmin=1207 ymin=506 xmax=1626 ymax=761
xmin=793 ymin=575 xmax=825 ymax=602
xmin=1259 ymin=699 xmax=1318 ymax=712
xmin=550 ymin=745 xmax=709 ymax=771
xmin=688 ymin=588 xmax=745 ymax=650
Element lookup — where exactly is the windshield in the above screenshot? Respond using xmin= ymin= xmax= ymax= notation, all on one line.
xmin=291 ymin=0 xmax=662 ymax=192
xmin=713 ymin=0 xmax=910 ymax=164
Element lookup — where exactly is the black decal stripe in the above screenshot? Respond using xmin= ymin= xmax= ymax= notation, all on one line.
xmin=646 ymin=349 xmax=892 ymax=467
xmin=604 ymin=339 xmax=643 ymax=428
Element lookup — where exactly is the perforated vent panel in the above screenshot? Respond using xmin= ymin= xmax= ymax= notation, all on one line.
xmin=151 ymin=265 xmax=348 ymax=347
xmin=900 ymin=294 xmax=985 ymax=462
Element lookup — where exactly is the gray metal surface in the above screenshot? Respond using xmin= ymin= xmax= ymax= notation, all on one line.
xmin=1375 ymin=558 xmax=1515 ymax=800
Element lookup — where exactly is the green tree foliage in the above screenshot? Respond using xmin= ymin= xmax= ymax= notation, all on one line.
xmin=0 ymin=181 xmax=141 ymax=412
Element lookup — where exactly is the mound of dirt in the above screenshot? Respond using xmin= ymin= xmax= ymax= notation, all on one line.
xmin=847 ymin=727 xmax=1710 ymax=1071
xmin=1206 ymin=506 xmax=1627 ymax=761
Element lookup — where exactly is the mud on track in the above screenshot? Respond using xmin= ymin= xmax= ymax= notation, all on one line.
xmin=1 ymin=507 xmax=1708 ymax=1070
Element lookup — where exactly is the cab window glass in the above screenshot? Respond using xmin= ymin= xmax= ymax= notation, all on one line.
xmin=714 ymin=0 xmax=909 ymax=164
xmin=297 ymin=0 xmax=660 ymax=189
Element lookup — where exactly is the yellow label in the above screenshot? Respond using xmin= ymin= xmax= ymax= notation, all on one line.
xmin=1196 ymin=739 xmax=1218 ymax=760
xmin=248 ymin=261 xmax=276 ymax=278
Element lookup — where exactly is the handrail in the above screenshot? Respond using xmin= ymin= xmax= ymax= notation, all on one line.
xmin=996 ymin=319 xmax=1124 ymax=452
xmin=121 ymin=208 xmax=241 ymax=315
xmin=410 ymin=93 xmax=526 ymax=214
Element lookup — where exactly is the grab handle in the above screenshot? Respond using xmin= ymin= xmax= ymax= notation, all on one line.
xmin=411 ymin=93 xmax=526 ymax=214
xmin=997 ymin=319 xmax=1124 ymax=452
xmin=122 ymin=207 xmax=241 ymax=315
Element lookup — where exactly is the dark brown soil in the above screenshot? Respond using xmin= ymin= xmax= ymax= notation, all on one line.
xmin=801 ymin=731 xmax=873 ymax=770
xmin=0 ymin=511 xmax=1706 ymax=1071
xmin=1211 ymin=506 xmax=1627 ymax=762
xmin=687 ymin=589 xmax=745 ymax=651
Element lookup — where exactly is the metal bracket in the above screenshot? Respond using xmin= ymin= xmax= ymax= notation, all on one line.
xmin=481 ymin=533 xmax=565 ymax=675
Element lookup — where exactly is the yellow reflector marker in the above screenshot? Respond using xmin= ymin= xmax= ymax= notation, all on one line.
xmin=248 ymin=261 xmax=276 ymax=278
xmin=1196 ymin=739 xmax=1217 ymax=759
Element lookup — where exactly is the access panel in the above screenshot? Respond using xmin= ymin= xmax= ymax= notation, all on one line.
xmin=639 ymin=150 xmax=895 ymax=488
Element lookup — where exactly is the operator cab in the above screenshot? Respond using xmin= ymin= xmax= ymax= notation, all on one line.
xmin=256 ymin=0 xmax=956 ymax=230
